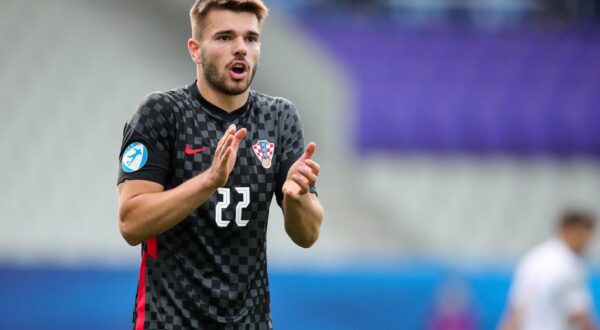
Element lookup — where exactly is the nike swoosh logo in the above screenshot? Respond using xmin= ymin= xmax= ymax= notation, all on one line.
xmin=185 ymin=145 xmax=213 ymax=155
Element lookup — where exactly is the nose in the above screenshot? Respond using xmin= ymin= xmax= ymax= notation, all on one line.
xmin=233 ymin=36 xmax=247 ymax=56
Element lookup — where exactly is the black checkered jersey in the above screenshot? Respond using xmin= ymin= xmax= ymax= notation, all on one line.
xmin=117 ymin=82 xmax=312 ymax=329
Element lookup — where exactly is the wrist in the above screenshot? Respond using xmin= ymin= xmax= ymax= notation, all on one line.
xmin=204 ymin=167 xmax=225 ymax=190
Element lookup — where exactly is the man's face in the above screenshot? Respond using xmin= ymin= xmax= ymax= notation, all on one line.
xmin=198 ymin=9 xmax=261 ymax=96
xmin=572 ymin=226 xmax=594 ymax=255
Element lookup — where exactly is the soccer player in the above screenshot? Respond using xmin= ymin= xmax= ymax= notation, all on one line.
xmin=116 ymin=1 xmax=324 ymax=328
xmin=499 ymin=210 xmax=596 ymax=330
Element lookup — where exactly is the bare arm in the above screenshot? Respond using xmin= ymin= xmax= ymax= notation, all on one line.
xmin=117 ymin=125 xmax=247 ymax=246
xmin=497 ymin=303 xmax=596 ymax=330
xmin=571 ymin=311 xmax=596 ymax=330
xmin=498 ymin=307 xmax=520 ymax=330
xmin=281 ymin=142 xmax=324 ymax=248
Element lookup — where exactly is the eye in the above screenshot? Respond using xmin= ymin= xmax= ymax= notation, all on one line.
xmin=246 ymin=36 xmax=258 ymax=43
xmin=217 ymin=35 xmax=230 ymax=41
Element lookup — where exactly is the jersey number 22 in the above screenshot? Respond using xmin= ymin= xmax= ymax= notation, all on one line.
xmin=215 ymin=187 xmax=250 ymax=227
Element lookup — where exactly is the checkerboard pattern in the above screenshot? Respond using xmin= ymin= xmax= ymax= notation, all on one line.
xmin=119 ymin=83 xmax=307 ymax=329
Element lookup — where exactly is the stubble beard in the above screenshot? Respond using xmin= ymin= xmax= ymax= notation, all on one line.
xmin=201 ymin=51 xmax=257 ymax=96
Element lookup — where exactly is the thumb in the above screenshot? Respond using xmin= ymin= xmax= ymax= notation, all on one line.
xmin=231 ymin=128 xmax=247 ymax=148
xmin=234 ymin=127 xmax=247 ymax=140
xmin=301 ymin=142 xmax=316 ymax=160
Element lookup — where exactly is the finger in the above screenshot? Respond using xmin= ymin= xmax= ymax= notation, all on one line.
xmin=283 ymin=182 xmax=301 ymax=200
xmin=216 ymin=134 xmax=231 ymax=157
xmin=221 ymin=124 xmax=235 ymax=142
xmin=215 ymin=126 xmax=234 ymax=156
xmin=298 ymin=166 xmax=318 ymax=187
xmin=223 ymin=136 xmax=233 ymax=152
xmin=234 ymin=127 xmax=247 ymax=140
xmin=215 ymin=139 xmax=225 ymax=159
xmin=304 ymin=159 xmax=320 ymax=176
xmin=215 ymin=135 xmax=225 ymax=155
xmin=217 ymin=136 xmax=233 ymax=161
xmin=220 ymin=146 xmax=233 ymax=168
xmin=291 ymin=174 xmax=310 ymax=194
xmin=286 ymin=191 xmax=301 ymax=201
xmin=284 ymin=189 xmax=300 ymax=201
xmin=231 ymin=128 xmax=248 ymax=149
xmin=302 ymin=142 xmax=316 ymax=160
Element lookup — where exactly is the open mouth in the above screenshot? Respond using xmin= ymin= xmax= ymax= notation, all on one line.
xmin=229 ymin=61 xmax=249 ymax=80
xmin=232 ymin=63 xmax=246 ymax=74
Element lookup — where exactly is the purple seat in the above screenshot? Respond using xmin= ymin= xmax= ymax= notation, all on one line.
xmin=300 ymin=16 xmax=600 ymax=158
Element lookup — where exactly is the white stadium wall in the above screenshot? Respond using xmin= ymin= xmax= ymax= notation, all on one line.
xmin=1 ymin=0 xmax=600 ymax=268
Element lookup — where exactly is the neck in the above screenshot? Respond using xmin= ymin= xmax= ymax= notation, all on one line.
xmin=196 ymin=78 xmax=249 ymax=113
xmin=559 ymin=233 xmax=581 ymax=255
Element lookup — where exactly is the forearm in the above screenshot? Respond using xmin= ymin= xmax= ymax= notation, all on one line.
xmin=283 ymin=193 xmax=323 ymax=248
xmin=119 ymin=173 xmax=218 ymax=245
xmin=498 ymin=314 xmax=518 ymax=330
xmin=571 ymin=312 xmax=596 ymax=330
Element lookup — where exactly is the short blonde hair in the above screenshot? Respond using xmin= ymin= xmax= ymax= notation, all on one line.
xmin=190 ymin=0 xmax=269 ymax=39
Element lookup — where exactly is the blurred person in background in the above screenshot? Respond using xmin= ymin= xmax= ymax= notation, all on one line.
xmin=116 ymin=0 xmax=324 ymax=328
xmin=426 ymin=276 xmax=479 ymax=330
xmin=499 ymin=210 xmax=597 ymax=330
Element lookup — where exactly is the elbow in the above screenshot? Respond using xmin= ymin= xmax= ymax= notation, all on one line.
xmin=118 ymin=209 xmax=142 ymax=246
xmin=119 ymin=220 xmax=142 ymax=246
xmin=296 ymin=236 xmax=318 ymax=248
xmin=288 ymin=227 xmax=320 ymax=249
xmin=122 ymin=232 xmax=142 ymax=247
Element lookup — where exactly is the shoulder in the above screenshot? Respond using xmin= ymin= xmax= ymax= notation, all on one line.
xmin=139 ymin=85 xmax=189 ymax=111
xmin=131 ymin=86 xmax=191 ymax=125
xmin=518 ymin=239 xmax=577 ymax=276
xmin=251 ymin=90 xmax=298 ymax=114
xmin=515 ymin=241 xmax=553 ymax=271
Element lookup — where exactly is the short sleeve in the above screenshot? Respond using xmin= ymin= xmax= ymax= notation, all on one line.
xmin=274 ymin=99 xmax=317 ymax=205
xmin=278 ymin=100 xmax=305 ymax=163
xmin=507 ymin=261 xmax=530 ymax=309
xmin=117 ymin=93 xmax=174 ymax=186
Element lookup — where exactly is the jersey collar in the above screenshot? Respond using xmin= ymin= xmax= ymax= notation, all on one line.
xmin=189 ymin=81 xmax=251 ymax=123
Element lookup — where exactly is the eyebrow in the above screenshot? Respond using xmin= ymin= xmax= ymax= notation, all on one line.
xmin=213 ymin=29 xmax=260 ymax=37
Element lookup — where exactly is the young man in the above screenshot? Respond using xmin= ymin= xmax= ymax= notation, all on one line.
xmin=117 ymin=1 xmax=324 ymax=329
xmin=499 ymin=210 xmax=596 ymax=330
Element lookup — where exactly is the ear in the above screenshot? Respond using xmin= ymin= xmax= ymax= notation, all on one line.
xmin=188 ymin=38 xmax=202 ymax=65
